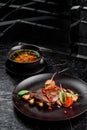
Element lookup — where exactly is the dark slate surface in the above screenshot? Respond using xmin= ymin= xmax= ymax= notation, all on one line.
xmin=0 ymin=42 xmax=87 ymax=130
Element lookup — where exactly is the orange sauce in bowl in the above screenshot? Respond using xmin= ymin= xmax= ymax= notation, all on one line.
xmin=9 ymin=49 xmax=40 ymax=63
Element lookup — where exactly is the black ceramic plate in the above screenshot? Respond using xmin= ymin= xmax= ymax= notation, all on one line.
xmin=12 ymin=73 xmax=87 ymax=121
xmin=5 ymin=58 xmax=47 ymax=76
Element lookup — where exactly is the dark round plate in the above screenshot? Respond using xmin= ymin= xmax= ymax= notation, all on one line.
xmin=12 ymin=73 xmax=87 ymax=121
xmin=5 ymin=58 xmax=47 ymax=76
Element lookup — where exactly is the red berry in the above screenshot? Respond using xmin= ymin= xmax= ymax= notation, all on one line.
xmin=64 ymin=110 xmax=67 ymax=114
xmin=69 ymin=106 xmax=72 ymax=110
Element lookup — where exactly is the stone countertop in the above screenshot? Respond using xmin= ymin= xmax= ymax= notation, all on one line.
xmin=0 ymin=42 xmax=87 ymax=130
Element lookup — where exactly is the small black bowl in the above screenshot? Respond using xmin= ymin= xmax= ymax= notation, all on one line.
xmin=6 ymin=43 xmax=47 ymax=76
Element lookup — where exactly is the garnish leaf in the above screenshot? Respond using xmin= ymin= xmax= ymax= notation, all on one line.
xmin=18 ymin=90 xmax=29 ymax=96
xmin=59 ymin=91 xmax=66 ymax=104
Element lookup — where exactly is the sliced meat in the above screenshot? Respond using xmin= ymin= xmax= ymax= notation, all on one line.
xmin=33 ymin=86 xmax=60 ymax=105
xmin=34 ymin=88 xmax=49 ymax=103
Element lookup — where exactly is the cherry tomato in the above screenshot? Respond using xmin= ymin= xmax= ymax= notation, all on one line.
xmin=63 ymin=96 xmax=73 ymax=107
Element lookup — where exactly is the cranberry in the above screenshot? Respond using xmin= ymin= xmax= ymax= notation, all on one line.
xmin=64 ymin=110 xmax=67 ymax=114
xmin=69 ymin=106 xmax=72 ymax=110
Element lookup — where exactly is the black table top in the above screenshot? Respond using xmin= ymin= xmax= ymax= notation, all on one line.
xmin=0 ymin=42 xmax=87 ymax=130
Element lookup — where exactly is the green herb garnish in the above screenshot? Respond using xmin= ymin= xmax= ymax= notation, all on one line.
xmin=18 ymin=90 xmax=29 ymax=96
xmin=59 ymin=90 xmax=66 ymax=104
